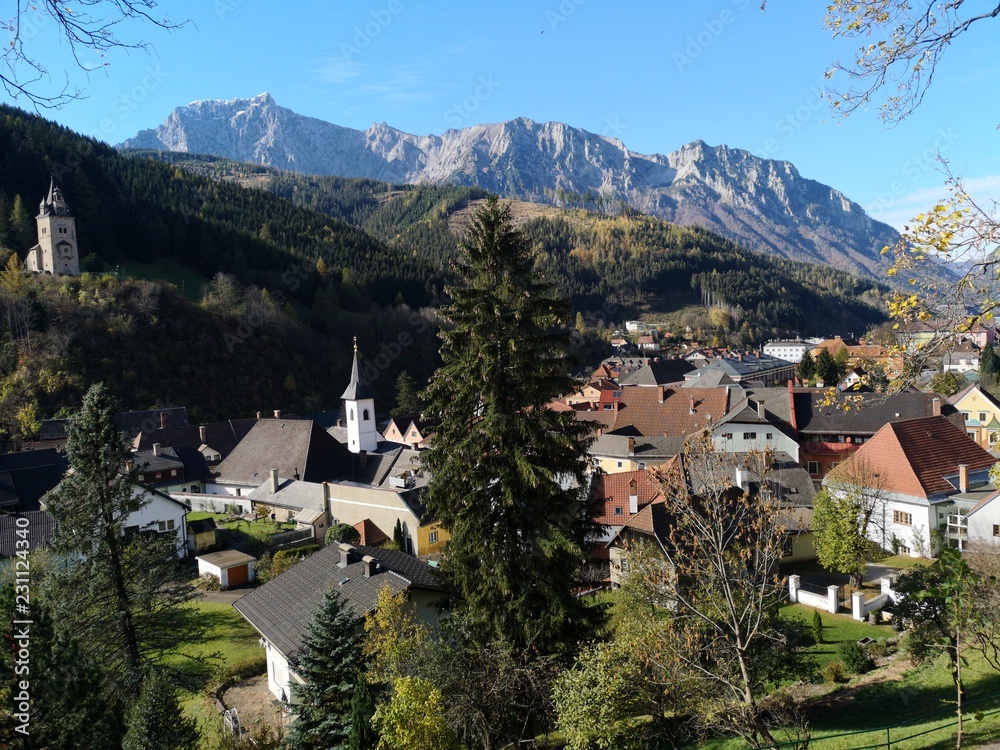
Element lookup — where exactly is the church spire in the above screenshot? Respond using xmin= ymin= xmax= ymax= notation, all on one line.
xmin=341 ymin=337 xmax=375 ymax=401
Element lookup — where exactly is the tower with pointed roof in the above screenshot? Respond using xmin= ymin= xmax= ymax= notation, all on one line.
xmin=25 ymin=178 xmax=80 ymax=276
xmin=341 ymin=337 xmax=379 ymax=453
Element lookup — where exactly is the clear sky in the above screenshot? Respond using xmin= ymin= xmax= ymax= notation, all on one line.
xmin=6 ymin=1 xmax=999 ymax=230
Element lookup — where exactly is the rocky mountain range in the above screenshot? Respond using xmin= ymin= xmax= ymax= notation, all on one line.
xmin=122 ymin=92 xmax=898 ymax=277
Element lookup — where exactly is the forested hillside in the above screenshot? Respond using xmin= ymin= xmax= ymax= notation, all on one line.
xmin=0 ymin=107 xmax=889 ymax=443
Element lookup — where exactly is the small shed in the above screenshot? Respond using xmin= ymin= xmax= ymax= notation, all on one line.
xmin=197 ymin=550 xmax=257 ymax=589
xmin=187 ymin=517 xmax=218 ymax=553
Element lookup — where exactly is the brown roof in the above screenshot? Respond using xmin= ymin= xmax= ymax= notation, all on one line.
xmin=830 ymin=415 xmax=996 ymax=498
xmin=594 ymin=387 xmax=727 ymax=436
xmin=591 ymin=470 xmax=662 ymax=526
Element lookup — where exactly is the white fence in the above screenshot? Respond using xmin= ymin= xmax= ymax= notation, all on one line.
xmin=787 ymin=575 xmax=839 ymax=614
xmin=851 ymin=577 xmax=897 ymax=621
xmin=172 ymin=492 xmax=252 ymax=515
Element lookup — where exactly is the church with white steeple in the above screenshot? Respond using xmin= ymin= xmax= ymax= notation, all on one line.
xmin=341 ymin=337 xmax=379 ymax=453
xmin=25 ymin=178 xmax=80 ymax=276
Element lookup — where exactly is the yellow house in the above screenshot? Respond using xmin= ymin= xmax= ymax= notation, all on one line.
xmin=418 ymin=519 xmax=449 ymax=560
xmin=949 ymin=384 xmax=1000 ymax=449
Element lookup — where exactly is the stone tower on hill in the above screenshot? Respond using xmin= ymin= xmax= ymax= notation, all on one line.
xmin=25 ymin=178 xmax=80 ymax=276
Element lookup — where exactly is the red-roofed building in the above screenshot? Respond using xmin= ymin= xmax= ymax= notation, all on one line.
xmin=587 ymin=469 xmax=663 ymax=582
xmin=823 ymin=415 xmax=998 ymax=556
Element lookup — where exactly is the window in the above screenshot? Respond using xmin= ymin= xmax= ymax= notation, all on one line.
xmin=170 ymin=469 xmax=178 ymax=477
xmin=363 ymin=408 xmax=370 ymax=421
xmin=981 ymin=412 xmax=990 ymax=423
xmin=962 ymin=411 xmax=971 ymax=422
xmin=156 ymin=519 xmax=175 ymax=533
xmin=743 ymin=432 xmax=757 ymax=440
xmin=766 ymin=433 xmax=773 ymax=440
xmin=428 ymin=530 xmax=439 ymax=544
xmin=41 ymin=227 xmax=47 ymax=234
xmin=637 ymin=462 xmax=646 ymax=470
xmin=993 ymin=525 xmax=1000 ymax=537
xmin=154 ymin=471 xmax=162 ymax=479
xmin=614 ymin=506 xmax=623 ymax=516
xmin=410 ymin=430 xmax=418 ymax=437
xmin=722 ymin=433 xmax=733 ymax=440
xmin=893 ymin=510 xmax=913 ymax=526
xmin=603 ymin=403 xmax=614 ymax=410
xmin=807 ymin=461 xmax=819 ymax=475
xmin=349 ymin=408 xmax=355 ymax=421
xmin=617 ymin=461 xmax=623 ymax=468
xmin=898 ymin=544 xmax=912 ymax=555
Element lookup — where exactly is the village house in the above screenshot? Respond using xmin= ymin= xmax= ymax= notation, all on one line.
xmin=133 ymin=417 xmax=258 ymax=465
xmin=234 ymin=543 xmax=445 ymax=702
xmin=949 ymin=383 xmax=1000 ymax=449
xmin=822 ymin=415 xmax=997 ymax=557
xmin=943 ymin=341 xmax=982 ymax=375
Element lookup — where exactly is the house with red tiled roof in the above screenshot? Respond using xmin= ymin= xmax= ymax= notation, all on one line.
xmin=587 ymin=469 xmax=663 ymax=582
xmin=823 ymin=415 xmax=997 ymax=556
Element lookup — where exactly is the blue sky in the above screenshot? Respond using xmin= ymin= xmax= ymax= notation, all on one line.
xmin=7 ymin=0 xmax=1000 ymax=229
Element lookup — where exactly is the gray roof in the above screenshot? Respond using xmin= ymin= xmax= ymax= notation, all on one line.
xmin=233 ymin=544 xmax=444 ymax=663
xmin=134 ymin=417 xmax=258 ymax=460
xmin=680 ymin=369 xmax=739 ymax=389
xmin=134 ymin=447 xmax=185 ymax=474
xmin=618 ymin=359 xmax=696 ymax=386
xmin=214 ymin=419 xmax=352 ymax=486
xmin=589 ymin=434 xmax=685 ymax=461
xmin=198 ymin=549 xmax=257 ymax=568
xmin=792 ymin=390 xmax=959 ymax=435
xmin=246 ymin=477 xmax=327 ymax=513
xmin=0 ymin=510 xmax=56 ymax=558
xmin=684 ymin=354 xmax=794 ymax=380
xmin=340 ymin=347 xmax=375 ymax=401
xmin=0 ymin=449 xmax=68 ymax=512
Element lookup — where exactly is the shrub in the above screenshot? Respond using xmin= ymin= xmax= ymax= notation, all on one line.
xmin=325 ymin=522 xmax=360 ymax=545
xmin=824 ymin=661 xmax=846 ymax=683
xmin=201 ymin=573 xmax=222 ymax=591
xmin=838 ymin=641 xmax=874 ymax=674
xmin=811 ymin=610 xmax=823 ymax=646
xmin=865 ymin=639 xmax=889 ymax=659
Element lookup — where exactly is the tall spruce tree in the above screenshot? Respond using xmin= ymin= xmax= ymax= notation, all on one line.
xmin=814 ymin=347 xmax=837 ymax=383
xmin=121 ymin=670 xmax=199 ymax=750
xmin=797 ymin=350 xmax=816 ymax=380
xmin=347 ymin=673 xmax=379 ymax=750
xmin=421 ymin=195 xmax=598 ymax=656
xmin=44 ymin=383 xmax=201 ymax=707
xmin=392 ymin=371 xmax=419 ymax=418
xmin=288 ymin=587 xmax=363 ymax=750
xmin=980 ymin=344 xmax=998 ymax=377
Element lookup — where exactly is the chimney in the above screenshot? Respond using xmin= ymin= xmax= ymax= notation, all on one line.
xmin=757 ymin=401 xmax=765 ymax=420
xmin=198 ymin=425 xmax=207 ymax=443
xmin=256 ymin=411 xmax=262 ymax=420
xmin=125 ymin=457 xmax=134 ymax=471
xmin=412 ymin=442 xmax=420 ymax=451
xmin=628 ymin=479 xmax=638 ymax=514
xmin=159 ymin=411 xmax=167 ymax=430
xmin=627 ymin=436 xmax=635 ymax=457
xmin=361 ymin=554 xmax=378 ymax=578
xmin=152 ymin=442 xmax=161 ymax=457
xmin=269 ymin=468 xmax=279 ymax=493
xmin=273 ymin=409 xmax=282 ymax=419
xmin=359 ymin=450 xmax=368 ymax=470
xmin=689 ymin=395 xmax=695 ymax=415
xmin=658 ymin=385 xmax=666 ymax=404
xmin=322 ymin=481 xmax=331 ymax=512
xmin=293 ymin=466 xmax=301 ymax=481
xmin=338 ymin=543 xmax=360 ymax=568
xmin=932 ymin=397 xmax=941 ymax=417
xmin=738 ymin=353 xmax=744 ymax=362
xmin=959 ymin=464 xmax=969 ymax=493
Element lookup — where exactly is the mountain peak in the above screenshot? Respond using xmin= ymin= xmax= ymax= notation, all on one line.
xmin=119 ymin=99 xmax=898 ymax=277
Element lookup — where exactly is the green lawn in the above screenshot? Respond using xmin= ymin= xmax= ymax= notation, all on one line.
xmin=782 ymin=603 xmax=894 ymax=670
xmin=188 ymin=511 xmax=299 ymax=542
xmin=165 ymin=599 xmax=266 ymax=746
xmin=118 ymin=259 xmax=210 ymax=302
xmin=878 ymin=554 xmax=934 ymax=571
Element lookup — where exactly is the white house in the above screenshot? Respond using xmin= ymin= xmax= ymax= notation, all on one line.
xmin=763 ymin=340 xmax=810 ymax=365
xmin=822 ymin=416 xmax=997 ymax=557
xmin=233 ymin=543 xmax=445 ymax=701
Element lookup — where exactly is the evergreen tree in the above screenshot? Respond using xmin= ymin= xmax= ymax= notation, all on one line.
xmin=421 ymin=196 xmax=598 ymax=656
xmin=391 ymin=371 xmax=419 ymax=418
xmin=392 ymin=518 xmax=405 ymax=551
xmin=797 ymin=350 xmax=816 ymax=380
xmin=347 ymin=673 xmax=379 ymax=750
xmin=980 ymin=344 xmax=998 ymax=377
xmin=288 ymin=588 xmax=363 ymax=750
xmin=814 ymin=347 xmax=837 ymax=383
xmin=8 ymin=194 xmax=34 ymax=253
xmin=44 ymin=383 xmax=202 ymax=707
xmin=121 ymin=670 xmax=199 ymax=750
xmin=0 ymin=583 xmax=122 ymax=749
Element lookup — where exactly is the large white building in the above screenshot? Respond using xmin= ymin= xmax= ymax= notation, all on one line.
xmin=762 ymin=340 xmax=809 ymax=364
